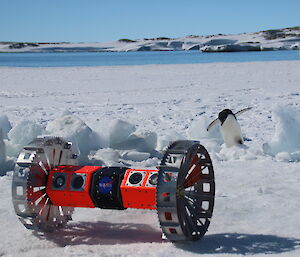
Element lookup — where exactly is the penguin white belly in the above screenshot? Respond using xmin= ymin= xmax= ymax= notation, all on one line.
xmin=220 ymin=115 xmax=244 ymax=147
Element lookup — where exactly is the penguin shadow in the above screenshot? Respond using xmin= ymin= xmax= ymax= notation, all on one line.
xmin=38 ymin=221 xmax=163 ymax=246
xmin=175 ymin=233 xmax=300 ymax=255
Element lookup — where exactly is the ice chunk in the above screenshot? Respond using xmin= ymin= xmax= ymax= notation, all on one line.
xmin=263 ymin=106 xmax=300 ymax=161
xmin=0 ymin=129 xmax=14 ymax=175
xmin=46 ymin=114 xmax=101 ymax=163
xmin=5 ymin=120 xmax=44 ymax=158
xmin=60 ymin=109 xmax=72 ymax=117
xmin=89 ymin=148 xmax=157 ymax=168
xmin=216 ymin=144 xmax=259 ymax=161
xmin=0 ymin=114 xmax=12 ymax=139
xmin=156 ymin=130 xmax=185 ymax=151
xmin=275 ymin=152 xmax=291 ymax=162
xmin=4 ymin=139 xmax=20 ymax=159
xmin=122 ymin=151 xmax=150 ymax=162
xmin=138 ymin=157 xmax=160 ymax=168
xmin=109 ymin=119 xmax=136 ymax=148
xmin=109 ymin=120 xmax=157 ymax=153
xmin=187 ymin=116 xmax=222 ymax=142
xmin=88 ymin=148 xmax=122 ymax=166
xmin=0 ymin=129 xmax=6 ymax=165
xmin=126 ymin=130 xmax=157 ymax=153
xmin=8 ymin=120 xmax=44 ymax=147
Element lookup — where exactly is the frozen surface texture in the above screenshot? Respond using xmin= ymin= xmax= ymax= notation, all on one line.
xmin=0 ymin=61 xmax=300 ymax=256
xmin=46 ymin=114 xmax=102 ymax=163
xmin=0 ymin=114 xmax=12 ymax=139
xmin=263 ymin=106 xmax=300 ymax=161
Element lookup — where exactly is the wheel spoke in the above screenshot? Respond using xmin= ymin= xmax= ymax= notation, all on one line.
xmin=183 ymin=158 xmax=211 ymax=188
xmin=157 ymin=141 xmax=215 ymax=242
xmin=185 ymin=190 xmax=215 ymax=199
xmin=183 ymin=206 xmax=200 ymax=233
xmin=183 ymin=197 xmax=204 ymax=224
xmin=12 ymin=136 xmax=78 ymax=232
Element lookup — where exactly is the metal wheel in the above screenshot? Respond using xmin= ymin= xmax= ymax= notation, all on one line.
xmin=11 ymin=137 xmax=79 ymax=231
xmin=156 ymin=140 xmax=215 ymax=242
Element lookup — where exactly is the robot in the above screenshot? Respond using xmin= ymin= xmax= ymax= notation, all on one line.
xmin=12 ymin=137 xmax=215 ymax=242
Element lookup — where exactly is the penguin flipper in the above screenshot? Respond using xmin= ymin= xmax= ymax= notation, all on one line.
xmin=235 ymin=107 xmax=252 ymax=117
xmin=207 ymin=118 xmax=220 ymax=131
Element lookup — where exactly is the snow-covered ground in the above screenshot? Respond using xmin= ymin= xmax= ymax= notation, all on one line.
xmin=0 ymin=61 xmax=300 ymax=256
xmin=0 ymin=27 xmax=299 ymax=52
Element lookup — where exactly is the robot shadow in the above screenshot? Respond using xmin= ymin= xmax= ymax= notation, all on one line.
xmin=40 ymin=221 xmax=163 ymax=246
xmin=37 ymin=225 xmax=300 ymax=254
xmin=176 ymin=233 xmax=300 ymax=255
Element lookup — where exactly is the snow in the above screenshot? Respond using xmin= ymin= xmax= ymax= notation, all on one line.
xmin=0 ymin=60 xmax=300 ymax=256
xmin=8 ymin=120 xmax=44 ymax=147
xmin=109 ymin=119 xmax=136 ymax=149
xmin=108 ymin=120 xmax=157 ymax=153
xmin=263 ymin=106 xmax=300 ymax=161
xmin=1 ymin=27 xmax=299 ymax=53
xmin=188 ymin=116 xmax=222 ymax=142
xmin=0 ymin=114 xmax=12 ymax=139
xmin=0 ymin=129 xmax=6 ymax=165
xmin=46 ymin=114 xmax=102 ymax=163
xmin=88 ymin=148 xmax=122 ymax=167
xmin=121 ymin=151 xmax=151 ymax=162
xmin=6 ymin=120 xmax=44 ymax=157
xmin=157 ymin=130 xmax=185 ymax=151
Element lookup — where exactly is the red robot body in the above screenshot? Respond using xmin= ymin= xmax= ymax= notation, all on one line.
xmin=12 ymin=137 xmax=215 ymax=242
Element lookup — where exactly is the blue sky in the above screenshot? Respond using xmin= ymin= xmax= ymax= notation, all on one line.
xmin=1 ymin=0 xmax=299 ymax=42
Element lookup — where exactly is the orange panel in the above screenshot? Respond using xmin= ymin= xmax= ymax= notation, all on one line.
xmin=46 ymin=165 xmax=101 ymax=208
xmin=120 ymin=169 xmax=158 ymax=210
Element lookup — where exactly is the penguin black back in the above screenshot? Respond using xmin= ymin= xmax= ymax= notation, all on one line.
xmin=218 ymin=109 xmax=236 ymax=125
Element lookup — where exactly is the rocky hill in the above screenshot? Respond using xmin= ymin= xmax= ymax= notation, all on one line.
xmin=0 ymin=27 xmax=299 ymax=53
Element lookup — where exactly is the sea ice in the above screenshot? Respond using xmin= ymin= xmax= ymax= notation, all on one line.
xmin=0 ymin=129 xmax=6 ymax=165
xmin=126 ymin=130 xmax=157 ymax=153
xmin=121 ymin=151 xmax=151 ymax=162
xmin=8 ymin=119 xmax=44 ymax=147
xmin=187 ymin=116 xmax=222 ymax=142
xmin=109 ymin=119 xmax=157 ymax=154
xmin=109 ymin=119 xmax=136 ymax=148
xmin=187 ymin=116 xmax=224 ymax=154
xmin=216 ymin=144 xmax=260 ymax=161
xmin=0 ymin=114 xmax=12 ymax=139
xmin=88 ymin=148 xmax=122 ymax=166
xmin=46 ymin=114 xmax=102 ymax=163
xmin=156 ymin=130 xmax=185 ymax=151
xmin=263 ymin=106 xmax=300 ymax=161
xmin=1 ymin=62 xmax=300 ymax=257
xmin=6 ymin=120 xmax=44 ymax=158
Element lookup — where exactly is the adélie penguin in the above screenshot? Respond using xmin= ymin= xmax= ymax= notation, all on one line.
xmin=207 ymin=108 xmax=252 ymax=147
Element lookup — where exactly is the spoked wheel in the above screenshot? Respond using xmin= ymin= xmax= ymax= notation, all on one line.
xmin=11 ymin=137 xmax=79 ymax=231
xmin=156 ymin=140 xmax=215 ymax=242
